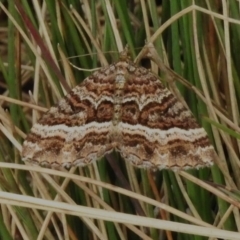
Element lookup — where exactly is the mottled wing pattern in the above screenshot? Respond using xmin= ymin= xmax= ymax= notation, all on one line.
xmin=116 ymin=61 xmax=215 ymax=169
xmin=22 ymin=65 xmax=118 ymax=167
xmin=22 ymin=53 xmax=215 ymax=169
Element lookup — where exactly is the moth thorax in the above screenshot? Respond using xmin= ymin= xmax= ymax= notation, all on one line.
xmin=112 ymin=73 xmax=126 ymax=125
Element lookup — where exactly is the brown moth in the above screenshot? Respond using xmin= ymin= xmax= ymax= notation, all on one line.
xmin=22 ymin=50 xmax=215 ymax=170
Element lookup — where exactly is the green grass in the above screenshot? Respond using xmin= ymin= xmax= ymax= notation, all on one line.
xmin=0 ymin=1 xmax=240 ymax=239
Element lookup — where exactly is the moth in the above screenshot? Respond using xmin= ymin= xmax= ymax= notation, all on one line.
xmin=22 ymin=50 xmax=215 ymax=170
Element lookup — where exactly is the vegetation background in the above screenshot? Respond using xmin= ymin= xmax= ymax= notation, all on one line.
xmin=0 ymin=0 xmax=240 ymax=239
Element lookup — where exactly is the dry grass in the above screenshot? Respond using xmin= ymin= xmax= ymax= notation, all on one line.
xmin=0 ymin=1 xmax=240 ymax=239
